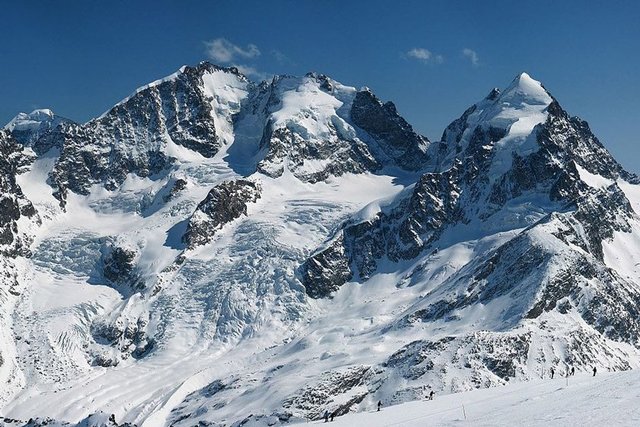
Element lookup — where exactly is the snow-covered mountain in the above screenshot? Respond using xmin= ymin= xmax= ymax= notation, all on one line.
xmin=3 ymin=109 xmax=73 ymax=146
xmin=1 ymin=63 xmax=639 ymax=426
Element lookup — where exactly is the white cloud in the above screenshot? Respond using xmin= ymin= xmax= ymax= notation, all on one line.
xmin=204 ymin=38 xmax=261 ymax=64
xmin=271 ymin=49 xmax=292 ymax=65
xmin=405 ymin=48 xmax=444 ymax=65
xmin=406 ymin=48 xmax=432 ymax=62
xmin=462 ymin=48 xmax=479 ymax=66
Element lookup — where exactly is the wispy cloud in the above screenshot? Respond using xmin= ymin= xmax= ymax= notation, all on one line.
xmin=203 ymin=38 xmax=269 ymax=81
xmin=405 ymin=48 xmax=444 ymax=65
xmin=462 ymin=48 xmax=479 ymax=66
xmin=271 ymin=49 xmax=294 ymax=65
xmin=204 ymin=38 xmax=261 ymax=64
xmin=406 ymin=48 xmax=432 ymax=62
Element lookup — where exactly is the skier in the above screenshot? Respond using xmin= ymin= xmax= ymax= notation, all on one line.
xmin=429 ymin=390 xmax=435 ymax=400
xmin=377 ymin=400 xmax=382 ymax=411
xmin=571 ymin=366 xmax=575 ymax=376
xmin=593 ymin=366 xmax=597 ymax=377
xmin=330 ymin=411 xmax=336 ymax=422
xmin=550 ymin=367 xmax=555 ymax=379
xmin=323 ymin=410 xmax=329 ymax=423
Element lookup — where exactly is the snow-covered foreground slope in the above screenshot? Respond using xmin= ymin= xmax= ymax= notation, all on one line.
xmin=1 ymin=64 xmax=640 ymax=426
xmin=300 ymin=370 xmax=640 ymax=427
xmin=3 ymin=370 xmax=638 ymax=426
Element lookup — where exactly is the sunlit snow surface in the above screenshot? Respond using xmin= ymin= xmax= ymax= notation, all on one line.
xmin=299 ymin=370 xmax=640 ymax=427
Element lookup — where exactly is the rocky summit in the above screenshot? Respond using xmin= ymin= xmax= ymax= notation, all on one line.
xmin=1 ymin=64 xmax=639 ymax=427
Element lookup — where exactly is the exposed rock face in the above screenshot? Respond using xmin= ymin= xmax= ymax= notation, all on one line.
xmin=253 ymin=73 xmax=431 ymax=182
xmin=0 ymin=412 xmax=136 ymax=427
xmin=300 ymin=234 xmax=353 ymax=299
xmin=256 ymin=123 xmax=379 ymax=183
xmin=302 ymin=164 xmax=461 ymax=298
xmin=32 ymin=63 xmax=249 ymax=204
xmin=183 ymin=179 xmax=261 ymax=248
xmin=162 ymin=178 xmax=188 ymax=203
xmin=100 ymin=242 xmax=144 ymax=296
xmin=90 ymin=308 xmax=153 ymax=366
xmin=282 ymin=365 xmax=372 ymax=419
xmin=350 ymin=89 xmax=429 ymax=170
xmin=378 ymin=331 xmax=537 ymax=399
xmin=254 ymin=74 xmax=381 ymax=183
xmin=37 ymin=122 xmax=171 ymax=204
xmin=0 ymin=131 xmax=38 ymax=257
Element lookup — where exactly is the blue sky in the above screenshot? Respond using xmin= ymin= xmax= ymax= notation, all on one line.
xmin=2 ymin=0 xmax=639 ymax=172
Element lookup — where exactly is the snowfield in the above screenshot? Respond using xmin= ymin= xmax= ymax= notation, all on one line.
xmin=300 ymin=370 xmax=640 ymax=427
xmin=2 ymin=369 xmax=638 ymax=426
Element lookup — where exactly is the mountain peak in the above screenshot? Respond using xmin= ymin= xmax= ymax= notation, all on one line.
xmin=5 ymin=109 xmax=56 ymax=129
xmin=4 ymin=108 xmax=73 ymax=145
xmin=26 ymin=108 xmax=55 ymax=119
xmin=98 ymin=61 xmax=249 ymax=121
xmin=499 ymin=72 xmax=552 ymax=106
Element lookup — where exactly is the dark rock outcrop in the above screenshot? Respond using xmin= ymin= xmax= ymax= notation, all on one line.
xmin=100 ymin=243 xmax=144 ymax=296
xmin=0 ymin=131 xmax=38 ymax=258
xmin=301 ymin=163 xmax=461 ymax=298
xmin=183 ymin=179 xmax=261 ymax=248
xmin=281 ymin=366 xmax=371 ymax=420
xmin=350 ymin=89 xmax=430 ymax=170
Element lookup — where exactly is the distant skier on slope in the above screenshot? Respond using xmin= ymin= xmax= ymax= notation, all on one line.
xmin=430 ymin=390 xmax=435 ymax=400
xmin=323 ymin=410 xmax=329 ymax=422
xmin=550 ymin=367 xmax=555 ymax=379
xmin=378 ymin=400 xmax=382 ymax=411
xmin=571 ymin=366 xmax=575 ymax=376
xmin=593 ymin=366 xmax=597 ymax=376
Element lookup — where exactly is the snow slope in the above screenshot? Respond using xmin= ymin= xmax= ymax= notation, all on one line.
xmin=3 ymin=369 xmax=637 ymax=426
xmin=299 ymin=370 xmax=640 ymax=427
